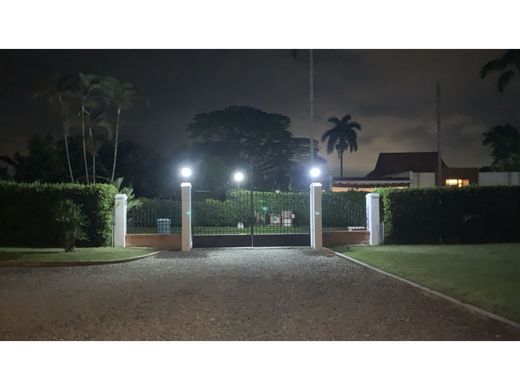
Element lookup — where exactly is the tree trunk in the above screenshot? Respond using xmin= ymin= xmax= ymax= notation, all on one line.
xmin=89 ymin=127 xmax=96 ymax=184
xmin=63 ymin=132 xmax=74 ymax=183
xmin=111 ymin=107 xmax=121 ymax=182
xmin=338 ymin=149 xmax=344 ymax=177
xmin=81 ymin=105 xmax=89 ymax=184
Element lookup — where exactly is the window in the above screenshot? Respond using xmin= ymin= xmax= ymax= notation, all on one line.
xmin=445 ymin=178 xmax=469 ymax=187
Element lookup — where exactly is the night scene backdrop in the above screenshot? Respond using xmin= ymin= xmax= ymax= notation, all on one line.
xmin=1 ymin=49 xmax=519 ymax=196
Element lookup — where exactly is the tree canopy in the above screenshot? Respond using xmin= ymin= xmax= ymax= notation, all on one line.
xmin=186 ymin=105 xmax=323 ymax=190
xmin=482 ymin=124 xmax=520 ymax=171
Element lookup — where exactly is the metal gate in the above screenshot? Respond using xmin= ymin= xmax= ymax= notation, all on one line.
xmin=192 ymin=190 xmax=310 ymax=247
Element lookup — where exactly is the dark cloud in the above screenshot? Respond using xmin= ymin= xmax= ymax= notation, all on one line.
xmin=1 ymin=49 xmax=519 ymax=176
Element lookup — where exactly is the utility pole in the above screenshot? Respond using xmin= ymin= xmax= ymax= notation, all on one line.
xmin=309 ymin=49 xmax=314 ymax=165
xmin=436 ymin=82 xmax=442 ymax=187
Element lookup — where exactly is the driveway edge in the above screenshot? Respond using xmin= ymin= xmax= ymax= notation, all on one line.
xmin=0 ymin=250 xmax=165 ymax=267
xmin=324 ymin=247 xmax=520 ymax=331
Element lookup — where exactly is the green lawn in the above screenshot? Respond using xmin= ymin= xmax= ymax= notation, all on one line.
xmin=0 ymin=247 xmax=157 ymax=265
xmin=334 ymin=244 xmax=520 ymax=323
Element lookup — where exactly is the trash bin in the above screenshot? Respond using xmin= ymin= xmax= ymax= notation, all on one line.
xmin=156 ymin=218 xmax=171 ymax=234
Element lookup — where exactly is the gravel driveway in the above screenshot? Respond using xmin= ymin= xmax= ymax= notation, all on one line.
xmin=1 ymin=248 xmax=519 ymax=340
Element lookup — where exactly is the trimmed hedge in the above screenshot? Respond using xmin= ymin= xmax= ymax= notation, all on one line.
xmin=0 ymin=181 xmax=117 ymax=247
xmin=377 ymin=186 xmax=520 ymax=244
xmin=132 ymin=190 xmax=368 ymax=228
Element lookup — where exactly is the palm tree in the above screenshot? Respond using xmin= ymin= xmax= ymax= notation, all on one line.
xmin=480 ymin=50 xmax=520 ymax=92
xmin=85 ymin=112 xmax=112 ymax=184
xmin=321 ymin=114 xmax=361 ymax=177
xmin=101 ymin=77 xmax=137 ymax=182
xmin=44 ymin=75 xmax=78 ymax=183
xmin=70 ymin=73 xmax=104 ymax=184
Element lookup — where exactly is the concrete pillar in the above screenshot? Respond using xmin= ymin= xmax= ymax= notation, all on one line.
xmin=114 ymin=194 xmax=127 ymax=247
xmin=181 ymin=182 xmax=192 ymax=252
xmin=310 ymin=182 xmax=323 ymax=249
xmin=366 ymin=193 xmax=381 ymax=245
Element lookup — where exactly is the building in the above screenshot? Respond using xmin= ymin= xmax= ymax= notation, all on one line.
xmin=332 ymin=152 xmax=519 ymax=192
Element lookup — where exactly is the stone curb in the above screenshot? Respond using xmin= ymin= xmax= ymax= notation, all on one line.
xmin=0 ymin=250 xmax=164 ymax=268
xmin=325 ymin=247 xmax=520 ymax=331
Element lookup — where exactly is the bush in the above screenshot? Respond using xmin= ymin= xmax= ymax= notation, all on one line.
xmin=376 ymin=186 xmax=520 ymax=244
xmin=0 ymin=180 xmax=117 ymax=247
xmin=54 ymin=200 xmax=87 ymax=252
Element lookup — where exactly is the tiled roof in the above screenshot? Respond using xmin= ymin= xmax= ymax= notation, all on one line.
xmin=365 ymin=152 xmax=447 ymax=179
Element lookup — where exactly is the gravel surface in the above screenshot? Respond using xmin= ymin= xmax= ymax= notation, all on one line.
xmin=1 ymin=248 xmax=519 ymax=340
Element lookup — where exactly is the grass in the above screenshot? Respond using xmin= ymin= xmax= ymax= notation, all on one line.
xmin=0 ymin=247 xmax=157 ymax=265
xmin=334 ymin=244 xmax=520 ymax=323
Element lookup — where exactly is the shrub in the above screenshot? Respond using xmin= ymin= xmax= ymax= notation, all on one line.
xmin=0 ymin=180 xmax=117 ymax=247
xmin=376 ymin=186 xmax=520 ymax=244
xmin=54 ymin=200 xmax=87 ymax=252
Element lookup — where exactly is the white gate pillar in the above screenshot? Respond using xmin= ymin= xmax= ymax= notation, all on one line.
xmin=366 ymin=193 xmax=381 ymax=245
xmin=181 ymin=182 xmax=192 ymax=251
xmin=114 ymin=194 xmax=127 ymax=247
xmin=310 ymin=182 xmax=323 ymax=249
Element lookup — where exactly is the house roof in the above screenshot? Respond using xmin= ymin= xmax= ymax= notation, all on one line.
xmin=364 ymin=152 xmax=447 ymax=179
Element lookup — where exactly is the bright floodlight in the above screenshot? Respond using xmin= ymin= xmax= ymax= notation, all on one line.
xmin=310 ymin=167 xmax=321 ymax=178
xmin=233 ymin=171 xmax=245 ymax=183
xmin=180 ymin=167 xmax=192 ymax=179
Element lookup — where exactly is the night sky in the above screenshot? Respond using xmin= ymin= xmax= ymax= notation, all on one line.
xmin=1 ymin=49 xmax=519 ymax=176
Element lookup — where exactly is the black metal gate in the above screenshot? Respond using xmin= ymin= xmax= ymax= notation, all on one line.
xmin=192 ymin=190 xmax=310 ymax=247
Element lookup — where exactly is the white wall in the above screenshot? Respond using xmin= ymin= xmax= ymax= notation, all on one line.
xmin=409 ymin=172 xmax=436 ymax=188
xmin=478 ymin=172 xmax=520 ymax=186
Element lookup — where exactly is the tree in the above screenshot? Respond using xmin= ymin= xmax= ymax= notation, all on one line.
xmin=321 ymin=114 xmax=361 ymax=177
xmin=69 ymin=73 xmax=105 ymax=184
xmin=39 ymin=74 xmax=79 ymax=183
xmin=480 ymin=50 xmax=520 ymax=92
xmin=101 ymin=77 xmax=138 ymax=182
xmin=482 ymin=124 xmax=520 ymax=170
xmin=5 ymin=134 xmax=66 ymax=182
xmin=187 ymin=106 xmax=294 ymax=188
xmin=85 ymin=112 xmax=112 ymax=184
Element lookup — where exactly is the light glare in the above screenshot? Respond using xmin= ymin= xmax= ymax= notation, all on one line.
xmin=310 ymin=167 xmax=321 ymax=178
xmin=233 ymin=171 xmax=245 ymax=183
xmin=180 ymin=167 xmax=192 ymax=178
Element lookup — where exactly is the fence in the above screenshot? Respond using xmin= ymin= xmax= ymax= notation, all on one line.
xmin=322 ymin=192 xmax=368 ymax=231
xmin=127 ymin=199 xmax=182 ymax=234
xmin=127 ymin=190 xmax=368 ymax=234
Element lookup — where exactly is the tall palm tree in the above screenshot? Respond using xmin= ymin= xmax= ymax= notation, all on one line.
xmin=101 ymin=77 xmax=137 ymax=182
xmin=480 ymin=50 xmax=520 ymax=92
xmin=44 ymin=75 xmax=78 ymax=183
xmin=85 ymin=112 xmax=112 ymax=184
xmin=321 ymin=114 xmax=361 ymax=177
xmin=70 ymin=73 xmax=104 ymax=184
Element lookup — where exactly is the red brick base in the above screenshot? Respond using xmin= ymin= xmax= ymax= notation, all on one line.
xmin=126 ymin=230 xmax=369 ymax=250
xmin=323 ymin=230 xmax=369 ymax=246
xmin=126 ymin=234 xmax=181 ymax=250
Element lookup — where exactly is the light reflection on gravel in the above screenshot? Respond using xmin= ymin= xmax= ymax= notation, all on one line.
xmin=0 ymin=248 xmax=518 ymax=340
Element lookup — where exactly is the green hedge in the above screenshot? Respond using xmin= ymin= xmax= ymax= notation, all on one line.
xmin=131 ymin=190 xmax=367 ymax=228
xmin=377 ymin=186 xmax=520 ymax=244
xmin=0 ymin=181 xmax=117 ymax=247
